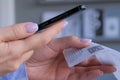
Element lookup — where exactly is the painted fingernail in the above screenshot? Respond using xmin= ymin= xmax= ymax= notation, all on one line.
xmin=80 ymin=39 xmax=92 ymax=43
xmin=26 ymin=23 xmax=38 ymax=33
xmin=62 ymin=21 xmax=68 ymax=28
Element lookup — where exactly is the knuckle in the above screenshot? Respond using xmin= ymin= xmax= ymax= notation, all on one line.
xmin=10 ymin=25 xmax=24 ymax=39
xmin=10 ymin=27 xmax=19 ymax=39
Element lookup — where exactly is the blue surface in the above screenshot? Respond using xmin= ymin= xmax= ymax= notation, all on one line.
xmin=0 ymin=63 xmax=28 ymax=80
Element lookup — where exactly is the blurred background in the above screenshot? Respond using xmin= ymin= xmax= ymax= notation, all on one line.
xmin=0 ymin=0 xmax=120 ymax=80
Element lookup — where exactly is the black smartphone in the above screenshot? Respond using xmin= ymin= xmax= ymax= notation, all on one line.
xmin=38 ymin=5 xmax=86 ymax=32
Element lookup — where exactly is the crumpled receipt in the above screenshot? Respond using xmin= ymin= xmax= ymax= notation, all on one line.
xmin=63 ymin=42 xmax=120 ymax=80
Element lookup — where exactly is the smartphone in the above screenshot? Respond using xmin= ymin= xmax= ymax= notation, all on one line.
xmin=38 ymin=5 xmax=86 ymax=32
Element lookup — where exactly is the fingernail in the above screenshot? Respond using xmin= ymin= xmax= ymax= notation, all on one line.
xmin=26 ymin=23 xmax=38 ymax=33
xmin=80 ymin=39 xmax=92 ymax=43
xmin=62 ymin=21 xmax=68 ymax=28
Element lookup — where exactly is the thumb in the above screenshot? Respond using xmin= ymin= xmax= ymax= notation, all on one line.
xmin=0 ymin=22 xmax=38 ymax=42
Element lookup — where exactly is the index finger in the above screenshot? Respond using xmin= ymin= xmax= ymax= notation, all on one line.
xmin=77 ymin=57 xmax=102 ymax=67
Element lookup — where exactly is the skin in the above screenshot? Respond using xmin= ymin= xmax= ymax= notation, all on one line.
xmin=26 ymin=36 xmax=116 ymax=80
xmin=0 ymin=20 xmax=116 ymax=80
xmin=0 ymin=20 xmax=65 ymax=76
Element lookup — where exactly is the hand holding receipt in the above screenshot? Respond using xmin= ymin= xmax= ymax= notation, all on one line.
xmin=64 ymin=42 xmax=119 ymax=79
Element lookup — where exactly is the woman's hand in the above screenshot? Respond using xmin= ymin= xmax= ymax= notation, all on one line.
xmin=26 ymin=36 xmax=116 ymax=80
xmin=0 ymin=21 xmax=66 ymax=76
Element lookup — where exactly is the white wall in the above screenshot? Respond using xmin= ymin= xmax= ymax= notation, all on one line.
xmin=0 ymin=0 xmax=15 ymax=27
